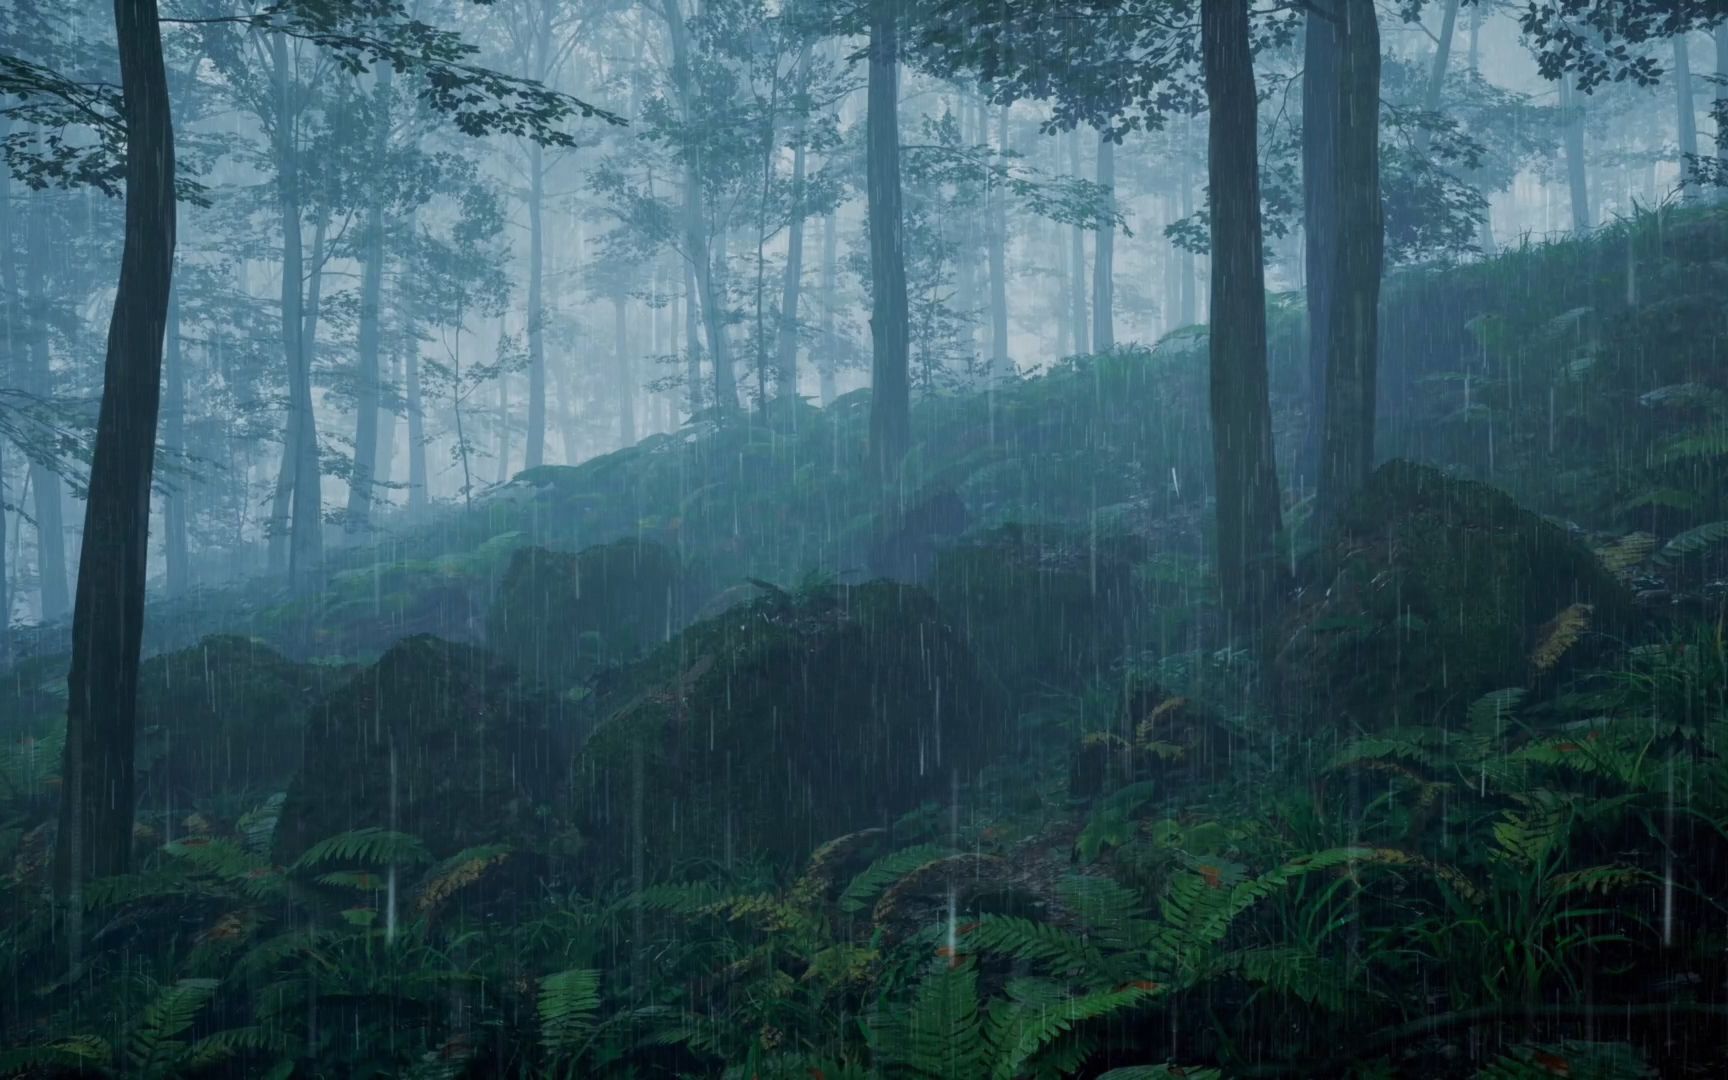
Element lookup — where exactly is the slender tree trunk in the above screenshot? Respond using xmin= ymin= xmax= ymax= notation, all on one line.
xmin=377 ymin=342 xmax=398 ymax=509
xmin=1178 ymin=136 xmax=1197 ymax=326
xmin=405 ymin=320 xmax=428 ymax=513
xmin=1716 ymin=25 xmax=1728 ymax=168
xmin=1202 ymin=0 xmax=1284 ymax=618
xmin=0 ymin=113 xmax=12 ymax=649
xmin=818 ymin=210 xmax=839 ymax=405
xmin=1675 ymin=32 xmax=1699 ymax=199
xmin=1302 ymin=0 xmax=1340 ymax=484
xmin=55 ymin=0 xmax=176 ymax=900
xmin=25 ymin=212 xmax=69 ymax=622
xmin=346 ymin=63 xmax=393 ymax=537
xmin=987 ymin=105 xmax=1010 ymax=376
xmin=867 ymin=0 xmax=910 ymax=481
xmin=1560 ymin=72 xmax=1592 ymax=233
xmin=162 ymin=280 xmax=189 ymax=595
xmin=288 ymin=213 xmax=326 ymax=588
xmin=1093 ymin=134 xmax=1116 ymax=351
xmin=684 ymin=258 xmax=703 ymax=418
xmin=1318 ymin=0 xmax=1385 ymax=525
xmin=1412 ymin=0 xmax=1460 ymax=157
xmin=525 ymin=142 xmax=548 ymax=466
xmin=615 ymin=294 xmax=635 ymax=445
xmin=775 ymin=46 xmax=811 ymax=401
xmin=1066 ymin=130 xmax=1088 ymax=355
xmin=662 ymin=0 xmax=736 ymax=415
xmin=496 ymin=321 xmax=511 ymax=483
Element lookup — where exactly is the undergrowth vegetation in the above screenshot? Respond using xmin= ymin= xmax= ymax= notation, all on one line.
xmin=4 ymin=209 xmax=1728 ymax=1076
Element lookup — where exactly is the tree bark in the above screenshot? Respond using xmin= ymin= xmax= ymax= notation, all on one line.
xmin=775 ymin=46 xmax=811 ymax=401
xmin=1066 ymin=130 xmax=1088 ymax=354
xmin=987 ymin=105 xmax=1010 ymax=376
xmin=346 ymin=62 xmax=393 ymax=536
xmin=684 ymin=257 xmax=704 ymax=418
xmin=55 ymin=0 xmax=176 ymax=895
xmin=614 ymin=294 xmax=635 ymax=445
xmin=524 ymin=1 xmax=551 ymax=466
xmin=1202 ymin=0 xmax=1284 ymax=618
xmin=1675 ymin=32 xmax=1699 ymax=199
xmin=162 ymin=279 xmax=189 ymax=595
xmin=1092 ymin=134 xmax=1116 ymax=351
xmin=1560 ymin=72 xmax=1591 ymax=234
xmin=1302 ymin=0 xmax=1340 ymax=485
xmin=287 ymin=211 xmax=325 ymax=588
xmin=818 ymin=210 xmax=839 ymax=406
xmin=1318 ymin=0 xmax=1384 ymax=525
xmin=1716 ymin=24 xmax=1728 ymax=167
xmin=25 ymin=210 xmax=69 ymax=623
xmin=867 ymin=0 xmax=910 ymax=482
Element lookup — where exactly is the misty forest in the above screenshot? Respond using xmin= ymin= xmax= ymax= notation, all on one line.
xmin=6 ymin=0 xmax=1728 ymax=1076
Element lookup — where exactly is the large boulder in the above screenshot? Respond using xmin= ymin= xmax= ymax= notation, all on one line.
xmin=134 ymin=636 xmax=347 ymax=813
xmin=571 ymin=582 xmax=997 ymax=879
xmin=487 ymin=539 xmax=690 ymax=693
xmin=1275 ymin=460 xmax=1635 ymax=728
xmin=274 ymin=636 xmax=572 ymax=864
xmin=931 ymin=524 xmax=1175 ymax=693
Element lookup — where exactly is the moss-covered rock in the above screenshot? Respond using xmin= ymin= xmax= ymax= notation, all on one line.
xmin=134 ymin=636 xmax=347 ymax=812
xmin=1275 ymin=460 xmax=1636 ymax=728
xmin=274 ymin=636 xmax=570 ymax=863
xmin=487 ymin=539 xmax=689 ymax=693
xmin=931 ymin=525 xmax=1176 ymax=693
xmin=571 ymin=582 xmax=997 ymax=879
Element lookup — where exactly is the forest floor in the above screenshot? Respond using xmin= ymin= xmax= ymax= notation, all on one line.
xmin=4 ymin=204 xmax=1728 ymax=1078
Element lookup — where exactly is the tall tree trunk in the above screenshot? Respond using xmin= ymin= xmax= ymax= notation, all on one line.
xmin=775 ymin=46 xmax=811 ymax=401
xmin=1202 ymin=0 xmax=1284 ymax=618
xmin=0 ymin=112 xmax=12 ymax=650
xmin=376 ymin=342 xmax=399 ymax=509
xmin=405 ymin=313 xmax=428 ymax=513
xmin=818 ymin=210 xmax=839 ymax=406
xmin=496 ymin=321 xmax=511 ymax=483
xmin=1560 ymin=72 xmax=1591 ymax=233
xmin=1178 ymin=135 xmax=1197 ymax=326
xmin=56 ymin=0 xmax=176 ymax=901
xmin=662 ymin=0 xmax=736 ymax=415
xmin=987 ymin=105 xmax=1010 ymax=376
xmin=1302 ymin=0 xmax=1340 ymax=484
xmin=615 ymin=294 xmax=635 ymax=445
xmin=288 ymin=212 xmax=325 ymax=588
xmin=525 ymin=141 xmax=548 ymax=466
xmin=25 ymin=211 xmax=69 ymax=622
xmin=1318 ymin=0 xmax=1385 ymax=525
xmin=162 ymin=279 xmax=189 ymax=596
xmin=1066 ymin=130 xmax=1088 ymax=354
xmin=867 ymin=0 xmax=910 ymax=481
xmin=1716 ymin=24 xmax=1728 ymax=168
xmin=1092 ymin=134 xmax=1116 ymax=351
xmin=346 ymin=63 xmax=393 ymax=537
xmin=1412 ymin=0 xmax=1460 ymax=157
xmin=1675 ymin=32 xmax=1699 ymax=199
xmin=684 ymin=258 xmax=704 ymax=417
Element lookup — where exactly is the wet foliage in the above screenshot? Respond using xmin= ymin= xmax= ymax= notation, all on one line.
xmin=6 ymin=209 xmax=1728 ymax=1078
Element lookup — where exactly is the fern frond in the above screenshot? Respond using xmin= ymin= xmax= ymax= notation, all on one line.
xmin=987 ymin=984 xmax=1156 ymax=1080
xmin=126 ymin=978 xmax=218 ymax=1073
xmin=539 ymin=968 xmax=602 ymax=1058
xmin=839 ymin=843 xmax=951 ymax=914
xmin=1593 ymin=532 xmax=1655 ymax=577
xmin=1467 ymin=689 xmax=1528 ymax=738
xmin=0 ymin=1035 xmax=109 ymax=1076
xmin=417 ymin=845 xmax=511 ymax=915
xmin=1656 ymin=520 xmax=1728 ymax=565
xmin=1097 ymin=1068 xmax=1222 ymax=1080
xmin=874 ymin=960 xmax=985 ymax=1080
xmin=290 ymin=827 xmax=430 ymax=872
xmin=1531 ymin=604 xmax=1593 ymax=672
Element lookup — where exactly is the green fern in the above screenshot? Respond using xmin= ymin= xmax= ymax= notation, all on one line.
xmin=961 ymin=915 xmax=1107 ymax=978
xmin=838 ymin=843 xmax=952 ymax=914
xmin=539 ymin=968 xmax=602 ymax=1058
xmin=126 ymin=978 xmax=218 ymax=1075
xmin=1655 ymin=519 xmax=1728 ymax=565
xmin=986 ymin=983 xmax=1156 ymax=1079
xmin=1097 ymin=1068 xmax=1221 ymax=1080
xmin=0 ymin=1035 xmax=109 ymax=1076
xmin=872 ymin=959 xmax=985 ymax=1079
xmin=290 ymin=827 xmax=431 ymax=872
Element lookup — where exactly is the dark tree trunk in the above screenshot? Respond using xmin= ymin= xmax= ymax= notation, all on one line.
xmin=1560 ymin=72 xmax=1591 ymax=233
xmin=775 ymin=45 xmax=811 ymax=401
xmin=288 ymin=213 xmax=325 ymax=588
xmin=1066 ymin=130 xmax=1088 ymax=355
xmin=1302 ymin=0 xmax=1340 ymax=484
xmin=684 ymin=258 xmax=704 ymax=418
xmin=56 ymin=0 xmax=177 ymax=897
xmin=25 ymin=211 xmax=69 ymax=623
xmin=1675 ymin=33 xmax=1699 ymax=199
xmin=818 ymin=210 xmax=839 ymax=406
xmin=1317 ymin=0 xmax=1385 ymax=525
xmin=346 ymin=63 xmax=393 ymax=537
xmin=1202 ymin=0 xmax=1284 ymax=618
xmin=1092 ymin=134 xmax=1115 ymax=351
xmin=1412 ymin=0 xmax=1460 ymax=157
xmin=615 ymin=294 xmax=636 ymax=445
xmin=524 ymin=2 xmax=551 ymax=466
xmin=866 ymin=0 xmax=910 ymax=481
xmin=987 ymin=105 xmax=1010 ymax=376
xmin=162 ymin=280 xmax=189 ymax=595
